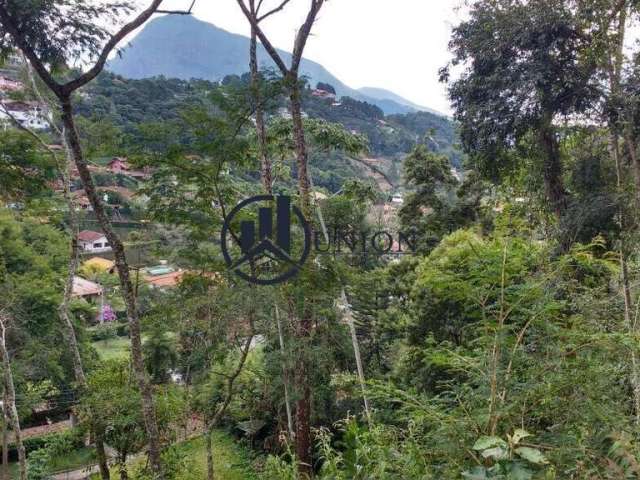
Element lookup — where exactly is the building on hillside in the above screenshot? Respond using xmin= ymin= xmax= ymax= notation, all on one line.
xmin=391 ymin=193 xmax=404 ymax=205
xmin=143 ymin=265 xmax=185 ymax=289
xmin=450 ymin=168 xmax=463 ymax=182
xmin=71 ymin=276 xmax=103 ymax=299
xmin=107 ymin=157 xmax=129 ymax=173
xmin=82 ymin=257 xmax=115 ymax=273
xmin=0 ymin=76 xmax=22 ymax=93
xmin=77 ymin=230 xmax=111 ymax=253
xmin=311 ymin=88 xmax=336 ymax=101
xmin=107 ymin=157 xmax=150 ymax=179
xmin=277 ymin=107 xmax=292 ymax=119
xmin=71 ymin=190 xmax=94 ymax=211
xmin=0 ymin=100 xmax=50 ymax=130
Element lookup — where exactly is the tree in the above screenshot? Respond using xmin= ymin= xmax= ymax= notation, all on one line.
xmin=442 ymin=0 xmax=603 ymax=219
xmin=399 ymin=145 xmax=458 ymax=252
xmin=0 ymin=131 xmax=54 ymax=202
xmin=0 ymin=310 xmax=26 ymax=480
xmin=0 ymin=2 xmax=171 ymax=475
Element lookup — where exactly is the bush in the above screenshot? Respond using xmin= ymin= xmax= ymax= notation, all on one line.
xmin=115 ymin=322 xmax=129 ymax=337
xmin=89 ymin=324 xmax=117 ymax=342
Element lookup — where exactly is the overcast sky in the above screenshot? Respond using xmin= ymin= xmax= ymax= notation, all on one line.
xmin=142 ymin=0 xmax=466 ymax=114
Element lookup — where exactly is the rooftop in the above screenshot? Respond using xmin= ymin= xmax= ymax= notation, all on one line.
xmin=77 ymin=230 xmax=105 ymax=242
xmin=71 ymin=276 xmax=103 ymax=297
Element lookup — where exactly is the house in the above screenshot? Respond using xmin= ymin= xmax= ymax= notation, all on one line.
xmin=107 ymin=157 xmax=150 ymax=179
xmin=71 ymin=190 xmax=93 ymax=211
xmin=74 ymin=195 xmax=93 ymax=211
xmin=71 ymin=276 xmax=103 ymax=299
xmin=0 ymin=100 xmax=50 ymax=130
xmin=0 ymin=76 xmax=22 ymax=92
xmin=391 ymin=194 xmax=404 ymax=205
xmin=143 ymin=265 xmax=186 ymax=289
xmin=107 ymin=157 xmax=129 ymax=173
xmin=77 ymin=230 xmax=111 ymax=253
xmin=312 ymin=191 xmax=328 ymax=203
xmin=82 ymin=257 xmax=115 ymax=273
xmin=311 ymin=89 xmax=336 ymax=101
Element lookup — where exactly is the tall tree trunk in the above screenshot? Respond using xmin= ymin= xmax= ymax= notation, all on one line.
xmin=289 ymin=81 xmax=312 ymax=218
xmin=58 ymin=138 xmax=112 ymax=480
xmin=1 ymin=392 xmax=8 ymax=480
xmin=59 ymin=95 xmax=164 ymax=478
xmin=275 ymin=305 xmax=294 ymax=437
xmin=206 ymin=426 xmax=215 ymax=480
xmin=288 ymin=74 xmax=314 ymax=478
xmin=624 ymin=133 xmax=640 ymax=208
xmin=235 ymin=3 xmax=325 ymax=475
xmin=606 ymin=3 xmax=640 ymax=425
xmin=249 ymin=15 xmax=294 ymax=437
xmin=250 ymin=26 xmax=272 ymax=195
xmin=119 ymin=454 xmax=129 ymax=480
xmin=0 ymin=317 xmax=26 ymax=480
xmin=538 ymin=112 xmax=566 ymax=219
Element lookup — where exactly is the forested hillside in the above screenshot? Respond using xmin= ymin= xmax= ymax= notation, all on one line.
xmin=1 ymin=1 xmax=640 ymax=480
xmin=107 ymin=14 xmax=440 ymax=115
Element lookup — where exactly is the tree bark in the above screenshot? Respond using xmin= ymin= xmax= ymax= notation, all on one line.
xmin=206 ymin=427 xmax=215 ymax=480
xmin=288 ymin=75 xmax=314 ymax=479
xmin=606 ymin=3 xmax=640 ymax=425
xmin=275 ymin=305 xmax=294 ymax=438
xmin=250 ymin=25 xmax=272 ymax=195
xmin=56 ymin=138 xmax=112 ymax=480
xmin=235 ymin=3 xmax=325 ymax=475
xmin=119 ymin=454 xmax=129 ymax=480
xmin=0 ymin=316 xmax=26 ymax=480
xmin=1 ymin=392 xmax=8 ymax=480
xmin=538 ymin=112 xmax=567 ymax=219
xmin=289 ymin=82 xmax=312 ymax=219
xmin=59 ymin=95 xmax=164 ymax=478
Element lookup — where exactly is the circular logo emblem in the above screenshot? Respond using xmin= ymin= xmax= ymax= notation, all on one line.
xmin=221 ymin=195 xmax=311 ymax=285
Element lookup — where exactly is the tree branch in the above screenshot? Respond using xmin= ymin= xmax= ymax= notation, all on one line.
xmin=236 ymin=0 xmax=289 ymax=75
xmin=291 ymin=0 xmax=324 ymax=73
xmin=0 ymin=6 xmax=63 ymax=97
xmin=257 ymin=0 xmax=292 ymax=22
xmin=61 ymin=0 xmax=164 ymax=94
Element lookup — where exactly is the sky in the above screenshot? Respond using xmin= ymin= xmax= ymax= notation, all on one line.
xmin=141 ymin=0 xmax=467 ymax=115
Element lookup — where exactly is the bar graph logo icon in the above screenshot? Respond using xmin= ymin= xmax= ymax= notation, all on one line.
xmin=220 ymin=195 xmax=311 ymax=285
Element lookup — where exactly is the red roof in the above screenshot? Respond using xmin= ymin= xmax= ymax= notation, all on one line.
xmin=71 ymin=276 xmax=103 ymax=297
xmin=77 ymin=230 xmax=105 ymax=242
xmin=144 ymin=270 xmax=185 ymax=288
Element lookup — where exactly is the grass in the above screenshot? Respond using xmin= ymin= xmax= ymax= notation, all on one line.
xmin=92 ymin=336 xmax=131 ymax=361
xmin=8 ymin=446 xmax=98 ymax=478
xmin=173 ymin=432 xmax=259 ymax=480
xmin=49 ymin=446 xmax=98 ymax=472
xmin=92 ymin=333 xmax=175 ymax=362
xmin=89 ymin=430 xmax=258 ymax=480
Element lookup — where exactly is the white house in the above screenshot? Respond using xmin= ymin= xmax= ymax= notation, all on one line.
xmin=0 ymin=76 xmax=22 ymax=92
xmin=78 ymin=230 xmax=111 ymax=253
xmin=391 ymin=194 xmax=404 ymax=205
xmin=0 ymin=100 xmax=50 ymax=130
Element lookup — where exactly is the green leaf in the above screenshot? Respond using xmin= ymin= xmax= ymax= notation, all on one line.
xmin=510 ymin=429 xmax=531 ymax=446
xmin=473 ymin=436 xmax=508 ymax=451
xmin=482 ymin=446 xmax=509 ymax=460
xmin=506 ymin=462 xmax=533 ymax=480
xmin=462 ymin=467 xmax=489 ymax=479
xmin=514 ymin=447 xmax=549 ymax=465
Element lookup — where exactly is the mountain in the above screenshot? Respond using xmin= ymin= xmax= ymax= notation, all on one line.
xmin=357 ymin=87 xmax=443 ymax=117
xmin=108 ymin=15 xmax=442 ymax=116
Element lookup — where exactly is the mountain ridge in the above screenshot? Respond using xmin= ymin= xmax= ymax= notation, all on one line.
xmin=108 ymin=15 xmax=444 ymax=116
